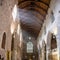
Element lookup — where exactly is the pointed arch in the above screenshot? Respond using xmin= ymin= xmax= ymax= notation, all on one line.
xmin=1 ymin=32 xmax=6 ymax=49
xmin=51 ymin=33 xmax=57 ymax=50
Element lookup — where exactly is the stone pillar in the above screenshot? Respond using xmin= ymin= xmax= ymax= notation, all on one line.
xmin=57 ymin=25 xmax=60 ymax=60
xmin=46 ymin=49 xmax=49 ymax=60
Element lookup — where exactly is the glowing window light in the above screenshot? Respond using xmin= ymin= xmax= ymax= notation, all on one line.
xmin=27 ymin=42 xmax=33 ymax=53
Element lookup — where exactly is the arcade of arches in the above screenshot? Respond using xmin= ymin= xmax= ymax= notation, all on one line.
xmin=0 ymin=0 xmax=60 ymax=60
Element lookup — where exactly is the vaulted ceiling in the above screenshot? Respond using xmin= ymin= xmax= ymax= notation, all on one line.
xmin=18 ymin=0 xmax=51 ymax=37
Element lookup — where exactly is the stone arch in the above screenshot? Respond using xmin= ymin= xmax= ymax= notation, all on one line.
xmin=51 ymin=33 xmax=57 ymax=50
xmin=46 ymin=31 xmax=58 ymax=60
xmin=47 ymin=31 xmax=57 ymax=50
xmin=1 ymin=32 xmax=6 ymax=49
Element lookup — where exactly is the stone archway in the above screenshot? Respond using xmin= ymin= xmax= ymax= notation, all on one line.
xmin=47 ymin=32 xmax=58 ymax=60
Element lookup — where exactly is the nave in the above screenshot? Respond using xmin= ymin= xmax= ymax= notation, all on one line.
xmin=0 ymin=0 xmax=60 ymax=60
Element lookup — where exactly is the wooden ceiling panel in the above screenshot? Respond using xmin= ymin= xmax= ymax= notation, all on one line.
xmin=40 ymin=0 xmax=50 ymax=4
xmin=19 ymin=4 xmax=47 ymax=17
xmin=35 ymin=2 xmax=48 ymax=10
xmin=23 ymin=7 xmax=45 ymax=20
xmin=34 ymin=7 xmax=47 ymax=16
xmin=19 ymin=1 xmax=30 ymax=8
xmin=18 ymin=0 xmax=51 ymax=37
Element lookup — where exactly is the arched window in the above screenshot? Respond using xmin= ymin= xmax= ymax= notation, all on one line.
xmin=51 ymin=34 xmax=57 ymax=50
xmin=1 ymin=32 xmax=6 ymax=49
xmin=27 ymin=41 xmax=33 ymax=53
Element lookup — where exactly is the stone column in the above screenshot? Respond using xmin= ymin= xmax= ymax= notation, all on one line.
xmin=57 ymin=25 xmax=60 ymax=60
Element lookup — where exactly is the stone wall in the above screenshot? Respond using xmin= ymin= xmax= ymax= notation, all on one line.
xmin=0 ymin=0 xmax=17 ymax=60
xmin=37 ymin=0 xmax=60 ymax=60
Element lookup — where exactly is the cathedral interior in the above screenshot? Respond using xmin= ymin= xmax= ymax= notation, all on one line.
xmin=0 ymin=0 xmax=60 ymax=60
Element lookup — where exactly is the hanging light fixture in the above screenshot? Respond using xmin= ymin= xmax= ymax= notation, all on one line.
xmin=29 ymin=36 xmax=31 ymax=40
